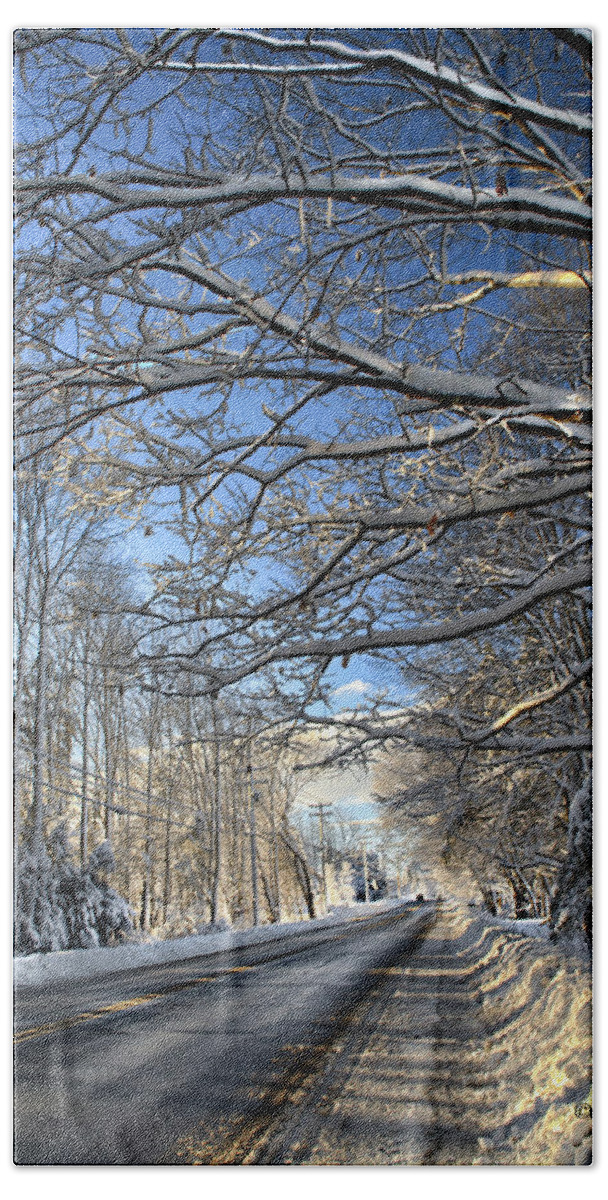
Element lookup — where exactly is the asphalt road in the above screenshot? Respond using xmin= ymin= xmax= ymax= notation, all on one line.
xmin=14 ymin=902 xmax=435 ymax=1165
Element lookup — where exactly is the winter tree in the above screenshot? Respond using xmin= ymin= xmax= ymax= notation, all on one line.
xmin=14 ymin=28 xmax=591 ymax=941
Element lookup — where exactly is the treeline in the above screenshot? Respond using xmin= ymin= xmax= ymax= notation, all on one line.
xmin=14 ymin=28 xmax=592 ymax=949
xmin=13 ymin=471 xmax=321 ymax=953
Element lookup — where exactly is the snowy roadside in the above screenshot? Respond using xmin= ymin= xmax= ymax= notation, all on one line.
xmin=468 ymin=909 xmax=592 ymax=1164
xmin=14 ymin=896 xmax=418 ymax=988
xmin=267 ymin=904 xmax=592 ymax=1166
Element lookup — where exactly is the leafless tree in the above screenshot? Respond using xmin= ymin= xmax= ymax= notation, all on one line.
xmin=14 ymin=28 xmax=591 ymax=939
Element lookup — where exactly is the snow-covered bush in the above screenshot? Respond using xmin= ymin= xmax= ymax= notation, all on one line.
xmin=86 ymin=839 xmax=133 ymax=946
xmin=14 ymin=843 xmax=68 ymax=955
xmin=550 ymin=784 xmax=592 ymax=948
xmin=15 ymin=826 xmax=133 ymax=956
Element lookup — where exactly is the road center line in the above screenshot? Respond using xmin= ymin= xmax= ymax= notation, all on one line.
xmin=14 ymin=966 xmax=258 ymax=1044
xmin=15 ymin=909 xmax=421 ymax=1044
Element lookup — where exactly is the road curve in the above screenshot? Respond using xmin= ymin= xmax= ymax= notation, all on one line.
xmin=14 ymin=902 xmax=435 ymax=1164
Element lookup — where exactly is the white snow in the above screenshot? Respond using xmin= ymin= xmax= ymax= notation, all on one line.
xmin=13 ymin=897 xmax=416 ymax=987
xmin=484 ymin=914 xmax=551 ymax=939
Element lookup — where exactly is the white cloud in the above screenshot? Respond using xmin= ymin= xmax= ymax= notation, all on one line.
xmin=332 ymin=679 xmax=370 ymax=697
xmin=296 ymin=764 xmax=372 ymax=810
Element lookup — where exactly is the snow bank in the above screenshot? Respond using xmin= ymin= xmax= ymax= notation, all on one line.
xmin=14 ymin=896 xmax=417 ymax=988
xmin=463 ymin=913 xmax=592 ymax=1165
xmin=482 ymin=914 xmax=551 ymax=939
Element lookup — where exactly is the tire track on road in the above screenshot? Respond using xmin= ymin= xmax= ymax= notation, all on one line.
xmin=15 ymin=908 xmax=416 ymax=1045
xmin=167 ymin=907 xmax=436 ymax=1164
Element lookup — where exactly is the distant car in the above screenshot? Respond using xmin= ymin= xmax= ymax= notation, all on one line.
xmin=415 ymin=893 xmax=424 ymax=903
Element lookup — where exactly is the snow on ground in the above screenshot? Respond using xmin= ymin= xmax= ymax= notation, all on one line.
xmin=478 ymin=913 xmax=551 ymax=938
xmin=276 ymin=904 xmax=592 ymax=1166
xmin=13 ymin=896 xmax=414 ymax=987
xmin=466 ymin=910 xmax=592 ymax=1164
xmin=14 ymin=900 xmax=591 ymax=1164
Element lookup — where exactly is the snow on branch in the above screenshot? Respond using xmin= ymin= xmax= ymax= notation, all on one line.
xmin=194 ymin=563 xmax=591 ymax=692
xmin=16 ymin=171 xmax=591 ymax=241
xmin=220 ymin=29 xmax=592 ymax=137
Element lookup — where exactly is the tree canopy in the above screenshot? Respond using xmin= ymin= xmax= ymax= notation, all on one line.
xmin=14 ymin=27 xmax=592 ymax=942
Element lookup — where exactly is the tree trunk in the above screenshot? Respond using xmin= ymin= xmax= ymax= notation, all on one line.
xmin=550 ymin=775 xmax=592 ymax=945
xmin=80 ymin=644 xmax=90 ymax=867
xmin=163 ymin=794 xmax=172 ymax=925
xmin=510 ymin=880 xmax=531 ymax=919
xmin=140 ymin=705 xmax=157 ymax=931
xmin=120 ymin=687 xmax=131 ymax=900
xmin=248 ymin=756 xmax=260 ymax=926
xmin=258 ymin=865 xmax=275 ymax=922
xmin=270 ymin=787 xmax=282 ymax=923
xmin=29 ymin=589 xmax=49 ymax=854
xmin=479 ymin=885 xmax=497 ymax=916
xmin=281 ymin=830 xmax=316 ymax=919
xmin=103 ymin=684 xmax=116 ymax=842
xmin=210 ymin=701 xmax=223 ymax=924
